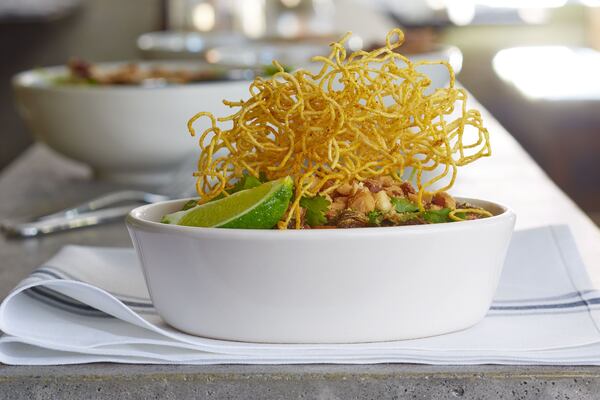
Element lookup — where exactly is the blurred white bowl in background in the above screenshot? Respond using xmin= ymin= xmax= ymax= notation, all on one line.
xmin=206 ymin=41 xmax=462 ymax=93
xmin=138 ymin=31 xmax=247 ymax=60
xmin=13 ymin=62 xmax=251 ymax=185
xmin=205 ymin=41 xmax=332 ymax=69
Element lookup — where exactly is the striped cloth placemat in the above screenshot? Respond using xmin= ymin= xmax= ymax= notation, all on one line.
xmin=1 ymin=225 xmax=599 ymax=365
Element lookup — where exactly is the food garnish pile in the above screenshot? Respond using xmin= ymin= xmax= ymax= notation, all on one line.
xmin=54 ymin=59 xmax=228 ymax=86
xmin=163 ymin=29 xmax=493 ymax=229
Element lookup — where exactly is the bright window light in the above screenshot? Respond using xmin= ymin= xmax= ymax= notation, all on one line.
xmin=425 ymin=0 xmax=448 ymax=10
xmin=237 ymin=0 xmax=266 ymax=38
xmin=446 ymin=0 xmax=476 ymax=25
xmin=493 ymin=47 xmax=600 ymax=100
xmin=518 ymin=7 xmax=550 ymax=24
xmin=475 ymin=0 xmax=567 ymax=8
xmin=192 ymin=3 xmax=215 ymax=32
xmin=426 ymin=0 xmax=568 ymax=10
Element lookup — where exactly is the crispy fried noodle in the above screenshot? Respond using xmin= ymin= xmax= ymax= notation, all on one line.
xmin=187 ymin=28 xmax=491 ymax=229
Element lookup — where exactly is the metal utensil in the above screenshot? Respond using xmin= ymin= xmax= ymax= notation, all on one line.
xmin=2 ymin=155 xmax=198 ymax=237
xmin=2 ymin=205 xmax=140 ymax=237
xmin=37 ymin=190 xmax=171 ymax=221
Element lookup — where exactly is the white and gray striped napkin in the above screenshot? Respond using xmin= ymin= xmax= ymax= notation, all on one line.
xmin=1 ymin=225 xmax=600 ymax=365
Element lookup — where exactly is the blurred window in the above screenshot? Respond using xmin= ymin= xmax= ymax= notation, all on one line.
xmin=493 ymin=46 xmax=600 ymax=100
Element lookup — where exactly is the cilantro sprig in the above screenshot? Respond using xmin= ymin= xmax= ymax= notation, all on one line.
xmin=299 ymin=195 xmax=331 ymax=227
xmin=367 ymin=210 xmax=383 ymax=226
xmin=390 ymin=197 xmax=452 ymax=223
xmin=229 ymin=174 xmax=263 ymax=194
xmin=390 ymin=197 xmax=419 ymax=213
xmin=422 ymin=208 xmax=452 ymax=223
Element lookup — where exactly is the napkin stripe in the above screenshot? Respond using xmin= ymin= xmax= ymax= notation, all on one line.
xmin=487 ymin=307 xmax=600 ymax=317
xmin=551 ymin=225 xmax=600 ymax=336
xmin=24 ymin=276 xmax=600 ymax=320
xmin=26 ymin=287 xmax=110 ymax=318
xmin=490 ymin=298 xmax=600 ymax=311
xmin=36 ymin=266 xmax=153 ymax=303
xmin=493 ymin=290 xmax=597 ymax=304
xmin=32 ymin=267 xmax=155 ymax=309
xmin=27 ymin=267 xmax=600 ymax=317
xmin=25 ymin=284 xmax=160 ymax=318
xmin=33 ymin=267 xmax=598 ymax=310
xmin=32 ymin=268 xmax=63 ymax=280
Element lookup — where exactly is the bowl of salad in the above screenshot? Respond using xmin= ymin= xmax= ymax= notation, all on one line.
xmin=12 ymin=60 xmax=253 ymax=185
xmin=127 ymin=176 xmax=515 ymax=343
xmin=126 ymin=29 xmax=516 ymax=343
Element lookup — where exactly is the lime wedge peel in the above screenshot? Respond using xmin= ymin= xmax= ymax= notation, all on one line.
xmin=161 ymin=176 xmax=293 ymax=229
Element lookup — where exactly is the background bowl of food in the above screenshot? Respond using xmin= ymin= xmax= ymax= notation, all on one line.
xmin=12 ymin=60 xmax=253 ymax=185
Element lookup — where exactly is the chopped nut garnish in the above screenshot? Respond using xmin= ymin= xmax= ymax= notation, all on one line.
xmin=336 ymin=182 xmax=355 ymax=196
xmin=348 ymin=189 xmax=376 ymax=213
xmin=319 ymin=179 xmax=489 ymax=228
xmin=378 ymin=176 xmax=396 ymax=187
xmin=374 ymin=191 xmax=393 ymax=212
xmin=384 ymin=185 xmax=405 ymax=198
xmin=326 ymin=196 xmax=348 ymax=218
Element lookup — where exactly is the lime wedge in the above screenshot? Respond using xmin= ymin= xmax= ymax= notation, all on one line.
xmin=162 ymin=176 xmax=293 ymax=229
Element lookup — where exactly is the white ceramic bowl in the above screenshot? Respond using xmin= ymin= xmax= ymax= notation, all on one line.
xmin=137 ymin=31 xmax=247 ymax=60
xmin=126 ymin=197 xmax=515 ymax=344
xmin=206 ymin=41 xmax=332 ymax=69
xmin=13 ymin=62 xmax=251 ymax=185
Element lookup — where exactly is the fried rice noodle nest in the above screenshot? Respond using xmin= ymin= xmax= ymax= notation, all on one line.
xmin=187 ymin=29 xmax=491 ymax=229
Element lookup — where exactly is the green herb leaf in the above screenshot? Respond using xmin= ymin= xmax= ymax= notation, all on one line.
xmin=367 ymin=210 xmax=383 ymax=226
xmin=229 ymin=174 xmax=262 ymax=194
xmin=263 ymin=64 xmax=292 ymax=76
xmin=422 ymin=208 xmax=452 ymax=223
xmin=454 ymin=211 xmax=467 ymax=220
xmin=391 ymin=197 xmax=419 ymax=213
xmin=300 ymin=195 xmax=331 ymax=227
xmin=397 ymin=212 xmax=420 ymax=223
xmin=181 ymin=199 xmax=199 ymax=211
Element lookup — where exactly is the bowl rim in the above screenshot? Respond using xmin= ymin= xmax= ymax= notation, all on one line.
xmin=12 ymin=61 xmax=253 ymax=93
xmin=126 ymin=196 xmax=516 ymax=239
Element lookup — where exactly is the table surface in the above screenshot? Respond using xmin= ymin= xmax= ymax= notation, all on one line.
xmin=1 ymin=97 xmax=600 ymax=398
